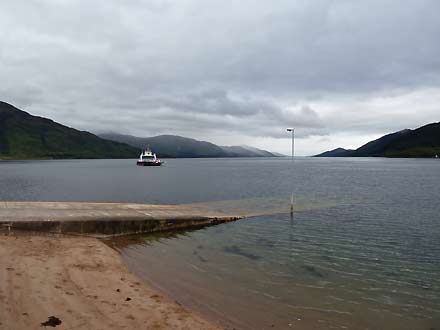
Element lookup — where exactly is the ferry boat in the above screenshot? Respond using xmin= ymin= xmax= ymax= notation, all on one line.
xmin=136 ymin=146 xmax=162 ymax=166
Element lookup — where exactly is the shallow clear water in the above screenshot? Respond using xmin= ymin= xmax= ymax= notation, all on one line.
xmin=1 ymin=157 xmax=440 ymax=329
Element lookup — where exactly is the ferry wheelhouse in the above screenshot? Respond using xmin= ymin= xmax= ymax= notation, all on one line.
xmin=136 ymin=146 xmax=162 ymax=166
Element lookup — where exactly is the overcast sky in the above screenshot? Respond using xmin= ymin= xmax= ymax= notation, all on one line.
xmin=1 ymin=0 xmax=439 ymax=155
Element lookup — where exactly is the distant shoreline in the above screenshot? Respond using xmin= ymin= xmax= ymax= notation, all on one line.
xmin=0 ymin=155 xmax=282 ymax=161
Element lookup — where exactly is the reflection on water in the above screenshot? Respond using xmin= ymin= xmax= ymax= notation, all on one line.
xmin=186 ymin=195 xmax=343 ymax=217
xmin=113 ymin=206 xmax=440 ymax=330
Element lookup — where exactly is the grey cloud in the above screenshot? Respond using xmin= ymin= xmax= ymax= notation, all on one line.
xmin=0 ymin=0 xmax=439 ymax=153
xmin=85 ymin=91 xmax=325 ymax=139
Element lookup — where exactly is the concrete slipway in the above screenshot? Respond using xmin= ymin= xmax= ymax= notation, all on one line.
xmin=0 ymin=202 xmax=247 ymax=237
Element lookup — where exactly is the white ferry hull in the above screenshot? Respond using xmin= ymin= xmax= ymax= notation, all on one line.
xmin=136 ymin=160 xmax=162 ymax=166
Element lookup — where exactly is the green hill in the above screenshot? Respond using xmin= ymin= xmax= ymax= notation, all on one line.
xmin=0 ymin=101 xmax=138 ymax=159
xmin=315 ymin=122 xmax=440 ymax=158
xmin=381 ymin=123 xmax=440 ymax=157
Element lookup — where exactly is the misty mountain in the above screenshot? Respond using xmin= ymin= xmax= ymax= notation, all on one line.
xmin=0 ymin=101 xmax=138 ymax=159
xmin=315 ymin=123 xmax=440 ymax=158
xmin=220 ymin=145 xmax=276 ymax=157
xmin=100 ymin=133 xmax=279 ymax=158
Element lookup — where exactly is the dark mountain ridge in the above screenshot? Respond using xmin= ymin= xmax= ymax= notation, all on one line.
xmin=0 ymin=101 xmax=278 ymax=159
xmin=313 ymin=147 xmax=354 ymax=157
xmin=315 ymin=123 xmax=440 ymax=158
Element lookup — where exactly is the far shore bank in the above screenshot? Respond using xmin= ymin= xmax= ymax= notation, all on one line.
xmin=0 ymin=234 xmax=222 ymax=330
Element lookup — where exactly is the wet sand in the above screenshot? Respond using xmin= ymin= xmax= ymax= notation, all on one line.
xmin=0 ymin=235 xmax=220 ymax=330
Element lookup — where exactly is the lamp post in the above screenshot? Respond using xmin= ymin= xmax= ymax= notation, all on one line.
xmin=287 ymin=128 xmax=294 ymax=215
xmin=287 ymin=128 xmax=294 ymax=160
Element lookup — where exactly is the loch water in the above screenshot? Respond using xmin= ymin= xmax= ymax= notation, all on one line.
xmin=1 ymin=157 xmax=439 ymax=329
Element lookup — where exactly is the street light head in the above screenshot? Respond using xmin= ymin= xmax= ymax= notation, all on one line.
xmin=287 ymin=128 xmax=294 ymax=132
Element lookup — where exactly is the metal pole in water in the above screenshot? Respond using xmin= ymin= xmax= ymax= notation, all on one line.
xmin=287 ymin=128 xmax=294 ymax=215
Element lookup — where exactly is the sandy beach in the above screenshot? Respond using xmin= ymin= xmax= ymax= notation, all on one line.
xmin=0 ymin=234 xmax=221 ymax=330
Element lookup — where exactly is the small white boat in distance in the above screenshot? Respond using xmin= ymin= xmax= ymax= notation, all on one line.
xmin=137 ymin=146 xmax=162 ymax=166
